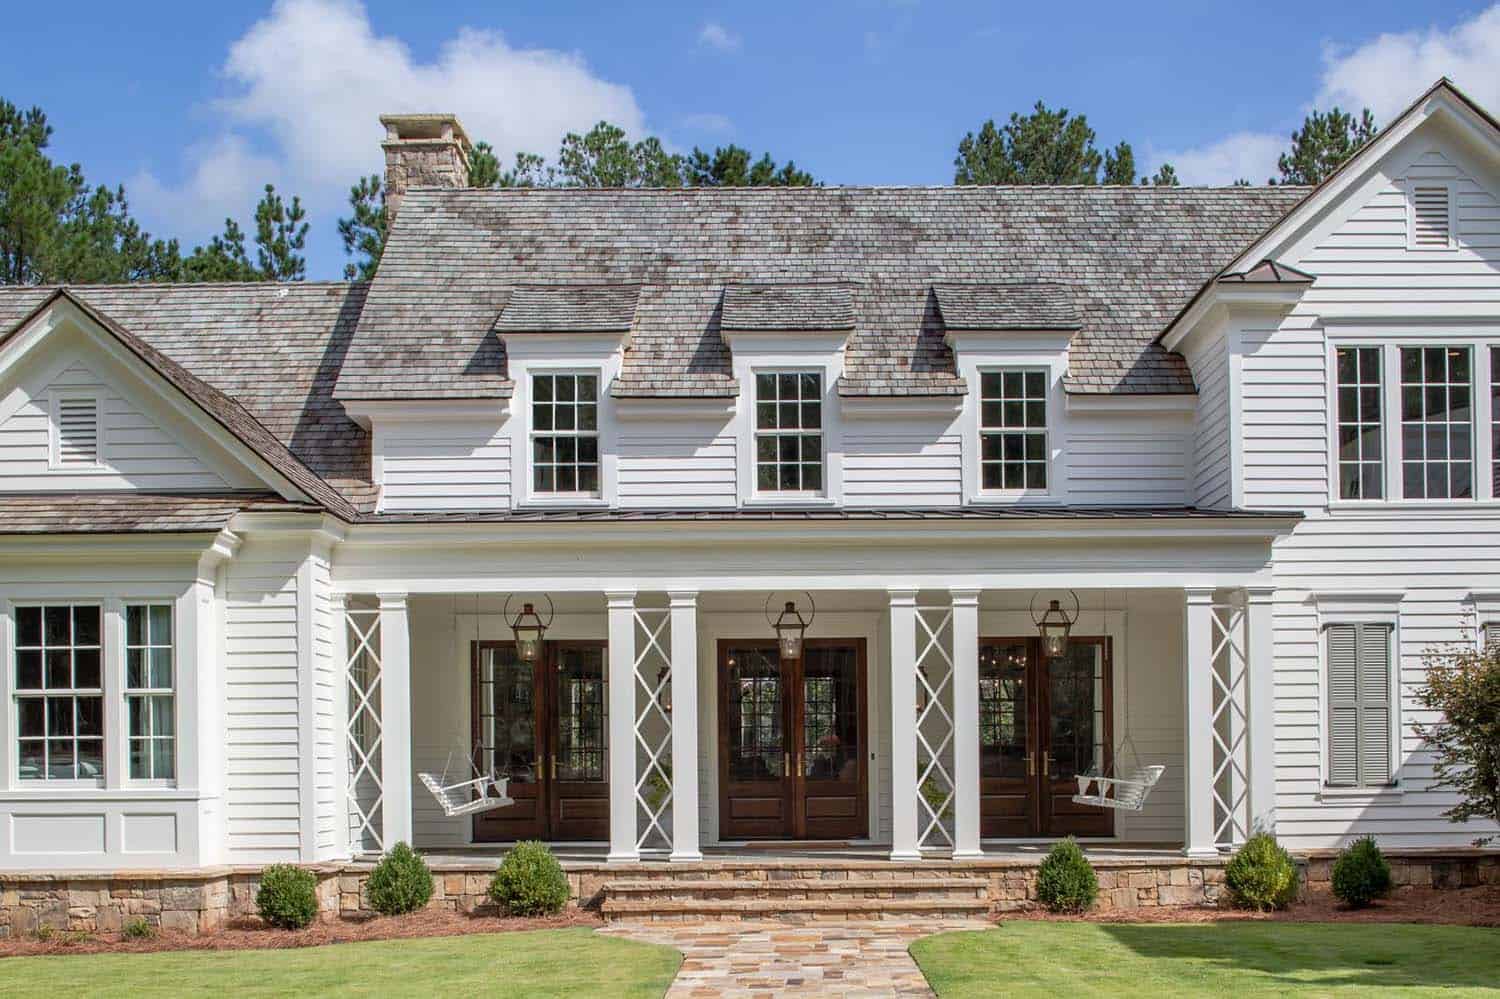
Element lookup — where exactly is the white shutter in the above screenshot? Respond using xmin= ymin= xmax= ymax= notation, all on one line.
xmin=1411 ymin=186 xmax=1452 ymax=248
xmin=56 ymin=397 xmax=100 ymax=465
xmin=1358 ymin=624 xmax=1391 ymax=786
xmin=1326 ymin=624 xmax=1360 ymax=786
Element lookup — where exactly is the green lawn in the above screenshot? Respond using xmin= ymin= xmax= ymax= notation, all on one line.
xmin=0 ymin=927 xmax=681 ymax=999
xmin=911 ymin=922 xmax=1500 ymax=998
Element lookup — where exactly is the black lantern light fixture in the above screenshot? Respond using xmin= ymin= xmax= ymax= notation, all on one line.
xmin=765 ymin=592 xmax=816 ymax=661
xmin=1030 ymin=590 xmax=1080 ymax=659
xmin=504 ymin=594 xmax=554 ymax=664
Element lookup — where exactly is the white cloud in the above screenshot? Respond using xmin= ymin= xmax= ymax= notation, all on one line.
xmin=132 ymin=0 xmax=646 ymax=255
xmin=698 ymin=22 xmax=741 ymax=53
xmin=130 ymin=135 xmax=282 ymax=242
xmin=680 ymin=112 xmax=734 ymax=134
xmin=1150 ymin=131 xmax=1285 ymax=186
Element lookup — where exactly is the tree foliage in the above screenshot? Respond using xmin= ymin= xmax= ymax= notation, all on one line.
xmin=1417 ymin=641 xmax=1500 ymax=845
xmin=337 ymin=175 xmax=386 ymax=281
xmin=1275 ymin=107 xmax=1378 ymax=185
xmin=185 ymin=184 xmax=307 ymax=282
xmin=954 ymin=101 xmax=1176 ymax=186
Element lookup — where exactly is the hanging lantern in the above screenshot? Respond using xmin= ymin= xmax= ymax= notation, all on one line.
xmin=1031 ymin=591 xmax=1079 ymax=659
xmin=765 ymin=592 xmax=815 ymax=661
xmin=504 ymin=595 xmax=554 ymax=664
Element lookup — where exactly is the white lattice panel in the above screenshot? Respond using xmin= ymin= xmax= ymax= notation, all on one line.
xmin=1210 ymin=598 xmax=1250 ymax=850
xmin=633 ymin=606 xmax=673 ymax=851
xmin=345 ymin=607 xmax=384 ymax=853
xmin=915 ymin=605 xmax=956 ymax=850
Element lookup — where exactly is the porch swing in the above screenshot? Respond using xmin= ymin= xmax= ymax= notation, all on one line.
xmin=416 ymin=596 xmax=514 ymax=819
xmin=1064 ymin=591 xmax=1165 ymax=812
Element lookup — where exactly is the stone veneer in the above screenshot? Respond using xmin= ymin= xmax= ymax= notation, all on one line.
xmin=3 ymin=850 xmax=1496 ymax=937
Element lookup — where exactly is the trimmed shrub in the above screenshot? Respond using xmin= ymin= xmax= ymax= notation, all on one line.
xmin=1225 ymin=833 xmax=1298 ymax=911
xmin=1331 ymin=835 xmax=1392 ymax=908
xmin=488 ymin=841 xmax=570 ymax=916
xmin=1036 ymin=837 xmax=1099 ymax=913
xmin=367 ymin=841 xmax=434 ymax=916
xmin=257 ymin=864 xmax=319 ymax=929
xmin=121 ymin=917 xmax=155 ymax=940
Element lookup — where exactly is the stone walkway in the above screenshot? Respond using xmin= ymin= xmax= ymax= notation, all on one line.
xmin=601 ymin=918 xmax=990 ymax=997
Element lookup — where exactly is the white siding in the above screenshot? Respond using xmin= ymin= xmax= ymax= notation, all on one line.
xmin=310 ymin=553 xmax=340 ymax=858
xmin=1064 ymin=416 xmax=1191 ymax=506
xmin=618 ymin=429 xmax=737 ymax=508
xmin=379 ymin=422 xmax=510 ymax=512
xmin=1184 ymin=330 xmax=1231 ymax=508
xmin=844 ymin=432 xmax=962 ymax=507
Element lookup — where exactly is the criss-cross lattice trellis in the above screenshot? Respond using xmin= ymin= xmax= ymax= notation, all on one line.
xmin=633 ymin=604 xmax=674 ymax=852
xmin=1210 ymin=596 xmax=1251 ymax=850
xmin=915 ymin=604 xmax=957 ymax=850
xmin=345 ymin=607 xmax=385 ymax=853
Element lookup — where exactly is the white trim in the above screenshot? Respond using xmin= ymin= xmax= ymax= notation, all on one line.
xmin=746 ymin=365 xmax=832 ymax=503
xmin=953 ymin=341 xmax=1069 ymax=506
xmin=341 ymin=398 xmax=510 ymax=431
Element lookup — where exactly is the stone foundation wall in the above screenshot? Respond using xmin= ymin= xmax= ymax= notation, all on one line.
xmin=1301 ymin=849 xmax=1500 ymax=890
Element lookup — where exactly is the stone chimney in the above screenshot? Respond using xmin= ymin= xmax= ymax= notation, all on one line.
xmin=380 ymin=113 xmax=472 ymax=221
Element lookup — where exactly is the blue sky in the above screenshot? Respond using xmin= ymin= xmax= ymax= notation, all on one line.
xmin=3 ymin=0 xmax=1497 ymax=279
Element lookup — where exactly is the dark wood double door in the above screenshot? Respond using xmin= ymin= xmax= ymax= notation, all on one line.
xmin=470 ymin=640 xmax=609 ymax=843
xmin=719 ymin=639 xmax=868 ymax=841
xmin=980 ymin=636 xmax=1114 ymax=838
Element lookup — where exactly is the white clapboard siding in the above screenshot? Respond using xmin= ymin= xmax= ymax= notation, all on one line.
xmin=0 ymin=360 xmax=230 ymax=491
xmin=1064 ymin=423 xmax=1190 ymax=506
xmin=843 ymin=433 xmax=962 ymax=507
xmin=223 ymin=543 xmax=304 ymax=862
xmin=1184 ymin=330 xmax=1231 ymax=508
xmin=310 ymin=553 xmax=340 ymax=858
xmin=617 ymin=431 xmax=737 ymax=507
xmin=379 ymin=423 xmax=510 ymax=511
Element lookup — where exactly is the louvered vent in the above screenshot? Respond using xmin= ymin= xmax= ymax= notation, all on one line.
xmin=56 ymin=397 xmax=100 ymax=465
xmin=1411 ymin=186 xmax=1452 ymax=247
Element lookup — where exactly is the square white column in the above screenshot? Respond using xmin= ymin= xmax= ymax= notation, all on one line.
xmin=378 ymin=592 xmax=413 ymax=850
xmin=888 ymin=588 xmax=921 ymax=861
xmin=950 ymin=588 xmax=983 ymax=859
xmin=606 ymin=591 xmax=640 ymax=863
xmin=668 ymin=591 xmax=702 ymax=862
xmin=1246 ymin=586 xmax=1277 ymax=836
xmin=1182 ymin=587 xmax=1217 ymax=858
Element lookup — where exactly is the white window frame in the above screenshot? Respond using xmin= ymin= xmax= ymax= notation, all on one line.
xmin=1324 ymin=329 xmax=1497 ymax=508
xmin=1332 ymin=345 xmax=1386 ymax=502
xmin=525 ymin=367 xmax=603 ymax=504
xmin=123 ymin=603 xmax=176 ymax=786
xmin=47 ymin=391 xmax=106 ymax=471
xmin=1404 ymin=179 xmax=1458 ymax=252
xmin=977 ymin=365 xmax=1052 ymax=496
xmin=1312 ymin=592 xmax=1403 ymax=800
xmin=11 ymin=602 xmax=106 ymax=787
xmin=750 ymin=367 xmax=826 ymax=499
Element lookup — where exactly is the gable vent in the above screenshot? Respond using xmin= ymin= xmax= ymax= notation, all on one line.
xmin=56 ymin=397 xmax=100 ymax=465
xmin=1411 ymin=186 xmax=1452 ymax=247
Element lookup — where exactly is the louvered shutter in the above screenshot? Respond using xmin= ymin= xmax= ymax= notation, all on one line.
xmin=1327 ymin=624 xmax=1360 ymax=786
xmin=1484 ymin=623 xmax=1500 ymax=653
xmin=1358 ymin=624 xmax=1391 ymax=786
xmin=56 ymin=397 xmax=100 ymax=465
xmin=1411 ymin=186 xmax=1452 ymax=248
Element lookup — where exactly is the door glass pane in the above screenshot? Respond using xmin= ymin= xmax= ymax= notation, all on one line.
xmin=801 ymin=646 xmax=858 ymax=781
xmin=555 ymin=646 xmax=607 ymax=782
xmin=478 ymin=645 xmax=538 ymax=784
xmin=726 ymin=646 xmax=784 ymax=780
xmin=979 ymin=641 xmax=1029 ymax=779
xmin=1049 ymin=642 xmax=1105 ymax=780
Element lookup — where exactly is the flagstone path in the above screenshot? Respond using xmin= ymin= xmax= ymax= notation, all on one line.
xmin=601 ymin=918 xmax=989 ymax=997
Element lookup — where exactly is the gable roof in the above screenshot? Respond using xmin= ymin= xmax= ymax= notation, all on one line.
xmin=338 ymin=184 xmax=1306 ymax=400
xmin=0 ymin=283 xmax=371 ymax=513
xmin=932 ymin=282 xmax=1081 ymax=331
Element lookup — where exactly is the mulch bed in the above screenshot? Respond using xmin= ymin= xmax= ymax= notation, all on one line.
xmin=0 ymin=907 xmax=600 ymax=959
xmin=1000 ymin=884 xmax=1500 ymax=927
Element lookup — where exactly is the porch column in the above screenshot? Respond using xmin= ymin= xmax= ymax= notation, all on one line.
xmin=378 ymin=592 xmax=413 ymax=849
xmin=950 ymin=588 xmax=983 ymax=859
xmin=888 ymin=588 xmax=921 ymax=861
xmin=606 ymin=590 xmax=640 ymax=863
xmin=1246 ymin=586 xmax=1277 ymax=836
xmin=1182 ymin=587 xmax=1217 ymax=857
xmin=669 ymin=591 xmax=703 ymax=862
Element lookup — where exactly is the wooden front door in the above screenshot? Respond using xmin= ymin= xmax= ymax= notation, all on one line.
xmin=979 ymin=636 xmax=1113 ymax=838
xmin=718 ymin=638 xmax=868 ymax=841
xmin=471 ymin=640 xmax=609 ymax=843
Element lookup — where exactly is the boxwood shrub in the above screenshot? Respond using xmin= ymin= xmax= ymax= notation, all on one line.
xmin=367 ymin=841 xmax=434 ymax=916
xmin=256 ymin=864 xmax=319 ymax=929
xmin=1331 ymin=835 xmax=1392 ymax=908
xmin=1036 ymin=836 xmax=1099 ymax=913
xmin=1224 ymin=833 xmax=1298 ymax=911
xmin=488 ymin=841 xmax=570 ymax=916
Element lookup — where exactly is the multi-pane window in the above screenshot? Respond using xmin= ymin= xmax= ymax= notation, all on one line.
xmin=14 ymin=606 xmax=103 ymax=781
xmin=1336 ymin=347 xmax=1383 ymax=499
xmin=1326 ymin=623 xmax=1393 ymax=788
xmin=980 ymin=370 xmax=1048 ymax=490
xmin=125 ymin=605 xmax=175 ymax=780
xmin=1400 ymin=346 xmax=1472 ymax=499
xmin=1491 ymin=348 xmax=1500 ymax=499
xmin=531 ymin=373 xmax=599 ymax=494
xmin=754 ymin=372 xmax=823 ymax=492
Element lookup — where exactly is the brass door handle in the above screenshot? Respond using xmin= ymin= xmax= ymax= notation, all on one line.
xmin=1041 ymin=752 xmax=1052 ymax=779
xmin=550 ymin=758 xmax=557 ymax=781
xmin=1026 ymin=752 xmax=1035 ymax=777
xmin=784 ymin=752 xmax=791 ymax=776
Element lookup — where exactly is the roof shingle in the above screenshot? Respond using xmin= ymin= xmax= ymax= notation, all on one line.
xmin=932 ymin=282 xmax=1080 ymax=331
xmin=494 ymin=284 xmax=640 ymax=333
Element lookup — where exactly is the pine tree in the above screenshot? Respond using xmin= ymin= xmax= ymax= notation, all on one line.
xmin=954 ymin=101 xmax=1173 ymax=186
xmin=1275 ymin=107 xmax=1378 ymax=185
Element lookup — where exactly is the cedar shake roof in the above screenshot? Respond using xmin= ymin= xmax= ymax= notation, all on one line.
xmin=494 ymin=284 xmax=640 ymax=333
xmin=337 ymin=184 xmax=1306 ymax=401
xmin=0 ymin=492 xmax=317 ymax=535
xmin=720 ymin=283 xmax=857 ymax=332
xmin=932 ymin=282 xmax=1081 ymax=330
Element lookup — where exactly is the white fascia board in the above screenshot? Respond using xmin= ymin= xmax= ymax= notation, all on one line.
xmin=228 ymin=511 xmax=347 ymax=550
xmin=839 ymin=394 xmax=964 ymax=420
xmin=1064 ymin=392 xmax=1196 ymax=415
xmin=720 ymin=330 xmax=849 ymax=354
xmin=944 ymin=329 xmax=1074 ymax=355
xmin=613 ymin=396 xmax=737 ymax=421
xmin=0 ymin=532 xmax=228 ymax=564
xmin=342 ymin=398 xmax=510 ymax=430
xmin=499 ymin=331 xmax=629 ymax=359
xmin=1160 ymin=285 xmax=1307 ymax=353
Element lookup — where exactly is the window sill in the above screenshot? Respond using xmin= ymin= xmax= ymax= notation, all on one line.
xmin=968 ymin=493 xmax=1061 ymax=506
xmin=516 ymin=495 xmax=608 ymax=510
xmin=744 ymin=494 xmax=836 ymax=508
xmin=0 ymin=786 xmax=198 ymax=801
xmin=1318 ymin=784 xmax=1403 ymax=802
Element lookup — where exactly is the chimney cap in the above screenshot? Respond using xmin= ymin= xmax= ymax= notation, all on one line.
xmin=379 ymin=113 xmax=472 ymax=150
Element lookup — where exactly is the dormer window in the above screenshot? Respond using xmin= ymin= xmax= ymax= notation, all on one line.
xmin=980 ymin=370 xmax=1048 ymax=491
xmin=755 ymin=372 xmax=823 ymax=493
xmin=531 ymin=372 xmax=599 ymax=494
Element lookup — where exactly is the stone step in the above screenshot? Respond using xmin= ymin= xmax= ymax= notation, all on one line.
xmin=600 ymin=895 xmax=992 ymax=923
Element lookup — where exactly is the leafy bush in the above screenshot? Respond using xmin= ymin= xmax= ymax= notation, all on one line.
xmin=121 ymin=917 xmax=155 ymax=940
xmin=488 ymin=841 xmax=570 ymax=916
xmin=1417 ymin=642 xmax=1500 ymax=846
xmin=1036 ymin=837 xmax=1099 ymax=913
xmin=256 ymin=864 xmax=319 ymax=929
xmin=367 ymin=841 xmax=434 ymax=916
xmin=1225 ymin=833 xmax=1298 ymax=911
xmin=1331 ymin=835 xmax=1392 ymax=908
